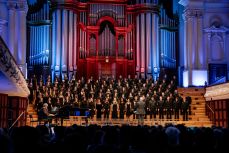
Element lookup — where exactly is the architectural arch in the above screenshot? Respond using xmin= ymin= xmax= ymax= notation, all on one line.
xmin=211 ymin=34 xmax=224 ymax=61
xmin=96 ymin=16 xmax=117 ymax=27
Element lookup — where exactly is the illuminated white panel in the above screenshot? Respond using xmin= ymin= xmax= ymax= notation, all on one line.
xmin=183 ymin=70 xmax=208 ymax=87
xmin=192 ymin=70 xmax=207 ymax=86
xmin=183 ymin=70 xmax=189 ymax=87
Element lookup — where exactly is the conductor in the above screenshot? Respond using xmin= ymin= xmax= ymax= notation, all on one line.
xmin=135 ymin=96 xmax=146 ymax=126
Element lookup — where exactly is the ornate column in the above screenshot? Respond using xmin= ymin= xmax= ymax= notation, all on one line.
xmin=179 ymin=0 xmax=207 ymax=87
xmin=17 ymin=3 xmax=28 ymax=76
xmin=187 ymin=13 xmax=194 ymax=86
xmin=183 ymin=14 xmax=188 ymax=70
xmin=197 ymin=11 xmax=204 ymax=69
xmin=7 ymin=1 xmax=28 ymax=77
xmin=7 ymin=2 xmax=16 ymax=59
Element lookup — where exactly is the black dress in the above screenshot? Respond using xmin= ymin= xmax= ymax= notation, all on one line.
xmin=89 ymin=102 xmax=95 ymax=118
xmin=103 ymin=102 xmax=110 ymax=119
xmin=126 ymin=103 xmax=132 ymax=117
xmin=112 ymin=103 xmax=118 ymax=119
xmin=96 ymin=103 xmax=102 ymax=119
xmin=119 ymin=102 xmax=125 ymax=119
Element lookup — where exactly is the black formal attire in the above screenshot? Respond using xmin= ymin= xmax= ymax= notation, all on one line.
xmin=132 ymin=100 xmax=138 ymax=119
xmin=135 ymin=100 xmax=146 ymax=125
xmin=103 ymin=102 xmax=110 ymax=119
xmin=112 ymin=103 xmax=118 ymax=119
xmin=96 ymin=103 xmax=102 ymax=119
xmin=89 ymin=102 xmax=95 ymax=118
xmin=182 ymin=100 xmax=189 ymax=121
xmin=158 ymin=100 xmax=164 ymax=119
xmin=119 ymin=102 xmax=125 ymax=119
xmin=173 ymin=99 xmax=180 ymax=120
xmin=125 ymin=102 xmax=132 ymax=118
xmin=149 ymin=99 xmax=157 ymax=119
xmin=165 ymin=100 xmax=173 ymax=119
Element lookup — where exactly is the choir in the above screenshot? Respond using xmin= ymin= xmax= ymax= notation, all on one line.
xmin=28 ymin=74 xmax=190 ymax=121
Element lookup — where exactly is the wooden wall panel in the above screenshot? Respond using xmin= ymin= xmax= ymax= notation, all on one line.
xmin=8 ymin=96 xmax=28 ymax=128
xmin=0 ymin=93 xmax=8 ymax=128
xmin=127 ymin=61 xmax=135 ymax=78
xmin=0 ymin=94 xmax=28 ymax=128
xmin=207 ymin=100 xmax=229 ymax=128
xmin=86 ymin=60 xmax=96 ymax=80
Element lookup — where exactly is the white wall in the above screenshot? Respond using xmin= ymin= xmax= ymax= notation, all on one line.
xmin=179 ymin=0 xmax=229 ymax=86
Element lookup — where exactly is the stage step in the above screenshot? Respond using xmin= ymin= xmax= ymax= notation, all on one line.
xmin=26 ymin=104 xmax=38 ymax=126
xmin=178 ymin=87 xmax=212 ymax=127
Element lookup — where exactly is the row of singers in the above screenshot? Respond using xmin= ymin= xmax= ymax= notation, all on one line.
xmin=36 ymin=94 xmax=190 ymax=121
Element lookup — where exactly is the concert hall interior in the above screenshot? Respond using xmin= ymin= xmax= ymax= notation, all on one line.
xmin=1 ymin=0 xmax=229 ymax=153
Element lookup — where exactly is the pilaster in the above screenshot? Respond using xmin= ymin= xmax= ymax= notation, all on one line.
xmin=7 ymin=0 xmax=28 ymax=77
xmin=0 ymin=19 xmax=8 ymax=42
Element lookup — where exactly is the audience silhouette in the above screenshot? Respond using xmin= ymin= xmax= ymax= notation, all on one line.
xmin=1 ymin=124 xmax=228 ymax=153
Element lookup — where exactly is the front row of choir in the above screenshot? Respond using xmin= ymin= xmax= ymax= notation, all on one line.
xmin=37 ymin=94 xmax=190 ymax=121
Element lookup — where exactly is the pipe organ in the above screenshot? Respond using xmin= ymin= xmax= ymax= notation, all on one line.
xmin=27 ymin=0 xmax=178 ymax=80
xmin=28 ymin=1 xmax=50 ymax=66
xmin=159 ymin=8 xmax=178 ymax=69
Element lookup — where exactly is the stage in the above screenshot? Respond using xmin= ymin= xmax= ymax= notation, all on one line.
xmin=28 ymin=115 xmax=213 ymax=128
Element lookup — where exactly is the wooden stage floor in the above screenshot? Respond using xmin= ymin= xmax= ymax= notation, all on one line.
xmin=28 ymin=116 xmax=213 ymax=127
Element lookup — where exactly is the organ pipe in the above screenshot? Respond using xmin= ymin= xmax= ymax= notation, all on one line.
xmin=56 ymin=9 xmax=61 ymax=71
xmin=140 ymin=13 xmax=145 ymax=73
xmin=68 ymin=11 xmax=73 ymax=71
xmin=136 ymin=15 xmax=140 ymax=72
xmin=84 ymin=31 xmax=86 ymax=58
xmin=52 ymin=11 xmax=56 ymax=69
xmin=73 ymin=13 xmax=77 ymax=69
xmin=146 ymin=13 xmax=151 ymax=74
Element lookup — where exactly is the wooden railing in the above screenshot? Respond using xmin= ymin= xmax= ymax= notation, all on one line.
xmin=205 ymin=100 xmax=215 ymax=125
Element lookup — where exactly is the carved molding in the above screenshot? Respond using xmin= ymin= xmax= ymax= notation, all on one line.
xmin=183 ymin=9 xmax=203 ymax=21
xmin=204 ymin=25 xmax=229 ymax=33
xmin=7 ymin=0 xmax=28 ymax=12
xmin=0 ymin=36 xmax=30 ymax=96
xmin=0 ymin=19 xmax=8 ymax=34
xmin=0 ymin=19 xmax=8 ymax=26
